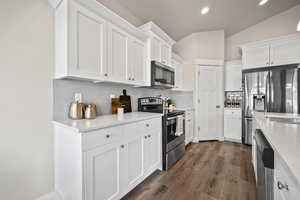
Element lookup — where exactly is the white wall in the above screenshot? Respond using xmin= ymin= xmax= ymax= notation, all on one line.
xmin=0 ymin=0 xmax=54 ymax=199
xmin=174 ymin=30 xmax=225 ymax=90
xmin=226 ymin=4 xmax=300 ymax=60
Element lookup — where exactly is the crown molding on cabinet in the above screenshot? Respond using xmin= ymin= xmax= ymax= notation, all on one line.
xmin=140 ymin=21 xmax=176 ymax=46
xmin=239 ymin=33 xmax=300 ymax=49
xmin=54 ymin=0 xmax=149 ymax=42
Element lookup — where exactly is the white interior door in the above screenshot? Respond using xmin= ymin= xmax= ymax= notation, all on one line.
xmin=196 ymin=67 xmax=222 ymax=141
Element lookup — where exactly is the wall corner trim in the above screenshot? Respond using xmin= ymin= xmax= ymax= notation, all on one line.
xmin=193 ymin=59 xmax=224 ymax=66
xmin=35 ymin=191 xmax=62 ymax=200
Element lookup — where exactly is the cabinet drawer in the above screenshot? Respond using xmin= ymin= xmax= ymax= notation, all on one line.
xmin=224 ymin=109 xmax=241 ymax=117
xmin=83 ymin=126 xmax=123 ymax=151
xmin=141 ymin=118 xmax=161 ymax=132
xmin=275 ymin=153 xmax=300 ymax=200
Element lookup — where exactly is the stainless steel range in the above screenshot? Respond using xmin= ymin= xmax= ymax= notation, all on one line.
xmin=138 ymin=97 xmax=185 ymax=170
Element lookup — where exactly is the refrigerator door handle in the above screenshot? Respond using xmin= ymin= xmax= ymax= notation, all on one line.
xmin=265 ymin=72 xmax=270 ymax=112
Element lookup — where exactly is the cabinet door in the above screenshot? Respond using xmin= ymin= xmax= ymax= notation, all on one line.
xmin=108 ymin=23 xmax=128 ymax=82
xmin=270 ymin=39 xmax=300 ymax=66
xmin=173 ymin=59 xmax=184 ymax=89
xmin=126 ymin=137 xmax=144 ymax=188
xmin=185 ymin=118 xmax=194 ymax=144
xmin=242 ymin=44 xmax=270 ymax=69
xmin=161 ymin=43 xmax=171 ymax=65
xmin=128 ymin=37 xmax=146 ymax=85
xmin=151 ymin=36 xmax=161 ymax=61
xmin=85 ymin=144 xmax=121 ymax=200
xmin=224 ymin=114 xmax=241 ymax=142
xmin=143 ymin=130 xmax=161 ymax=174
xmin=69 ymin=2 xmax=107 ymax=79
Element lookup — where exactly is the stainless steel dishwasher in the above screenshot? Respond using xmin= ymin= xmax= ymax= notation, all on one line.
xmin=255 ymin=129 xmax=274 ymax=200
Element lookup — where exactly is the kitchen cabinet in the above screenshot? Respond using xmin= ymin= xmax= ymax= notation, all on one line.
xmin=54 ymin=0 xmax=149 ymax=86
xmin=225 ymin=60 xmax=242 ymax=91
xmin=161 ymin=42 xmax=172 ymax=65
xmin=139 ymin=22 xmax=175 ymax=66
xmin=185 ymin=110 xmax=194 ymax=145
xmin=274 ymin=152 xmax=300 ymax=200
xmin=128 ymin=37 xmax=147 ymax=85
xmin=85 ymin=144 xmax=121 ymax=200
xmin=54 ymin=116 xmax=162 ymax=200
xmin=172 ymin=53 xmax=184 ymax=89
xmin=107 ymin=23 xmax=128 ymax=83
xmin=224 ymin=109 xmax=242 ymax=142
xmin=241 ymin=34 xmax=300 ymax=70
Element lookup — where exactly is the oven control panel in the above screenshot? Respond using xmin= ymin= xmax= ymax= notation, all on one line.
xmin=139 ymin=97 xmax=163 ymax=105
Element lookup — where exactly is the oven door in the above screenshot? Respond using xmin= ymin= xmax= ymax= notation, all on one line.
xmin=166 ymin=115 xmax=185 ymax=152
xmin=151 ymin=61 xmax=175 ymax=88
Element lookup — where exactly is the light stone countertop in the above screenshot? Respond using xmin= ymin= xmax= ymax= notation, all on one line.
xmin=53 ymin=112 xmax=163 ymax=133
xmin=254 ymin=112 xmax=300 ymax=187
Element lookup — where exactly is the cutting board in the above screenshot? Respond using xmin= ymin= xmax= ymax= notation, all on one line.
xmin=119 ymin=89 xmax=132 ymax=113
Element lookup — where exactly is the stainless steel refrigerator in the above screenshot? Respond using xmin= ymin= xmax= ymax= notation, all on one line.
xmin=242 ymin=65 xmax=300 ymax=145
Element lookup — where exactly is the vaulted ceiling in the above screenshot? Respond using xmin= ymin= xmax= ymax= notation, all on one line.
xmin=114 ymin=0 xmax=300 ymax=41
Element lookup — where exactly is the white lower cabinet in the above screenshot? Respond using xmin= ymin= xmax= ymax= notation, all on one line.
xmin=185 ymin=110 xmax=194 ymax=145
xmin=85 ymin=144 xmax=121 ymax=200
xmin=224 ymin=109 xmax=242 ymax=142
xmin=274 ymin=152 xmax=300 ymax=200
xmin=54 ymin=117 xmax=162 ymax=200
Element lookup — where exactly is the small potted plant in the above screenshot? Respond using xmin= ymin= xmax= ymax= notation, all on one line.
xmin=112 ymin=101 xmax=126 ymax=119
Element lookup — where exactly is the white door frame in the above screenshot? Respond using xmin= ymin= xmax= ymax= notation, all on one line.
xmin=193 ymin=59 xmax=224 ymax=142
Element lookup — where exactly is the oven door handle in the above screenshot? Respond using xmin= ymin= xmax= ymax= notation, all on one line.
xmin=167 ymin=116 xmax=185 ymax=121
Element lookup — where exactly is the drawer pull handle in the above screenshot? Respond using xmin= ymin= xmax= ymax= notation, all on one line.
xmin=146 ymin=124 xmax=150 ymax=127
xmin=277 ymin=181 xmax=289 ymax=191
xmin=106 ymin=134 xmax=110 ymax=138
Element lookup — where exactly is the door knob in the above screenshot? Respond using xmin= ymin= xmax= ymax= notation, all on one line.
xmin=216 ymin=105 xmax=221 ymax=109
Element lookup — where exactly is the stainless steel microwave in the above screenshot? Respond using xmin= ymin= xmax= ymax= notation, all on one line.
xmin=151 ymin=61 xmax=175 ymax=89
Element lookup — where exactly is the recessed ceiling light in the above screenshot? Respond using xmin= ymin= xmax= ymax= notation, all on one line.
xmin=297 ymin=21 xmax=300 ymax=31
xmin=201 ymin=6 xmax=210 ymax=15
xmin=259 ymin=0 xmax=269 ymax=6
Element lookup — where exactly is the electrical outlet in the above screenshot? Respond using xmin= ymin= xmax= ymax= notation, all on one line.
xmin=74 ymin=93 xmax=82 ymax=103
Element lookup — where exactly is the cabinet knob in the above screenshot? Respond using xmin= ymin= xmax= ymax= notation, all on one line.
xmin=266 ymin=62 xmax=269 ymax=65
xmin=146 ymin=123 xmax=150 ymax=127
xmin=277 ymin=181 xmax=289 ymax=191
xmin=128 ymin=77 xmax=131 ymax=80
xmin=132 ymin=77 xmax=135 ymax=81
xmin=148 ymin=134 xmax=151 ymax=138
xmin=271 ymin=62 xmax=274 ymax=65
xmin=144 ymin=135 xmax=148 ymax=139
xmin=120 ymin=144 xmax=125 ymax=148
xmin=106 ymin=134 xmax=110 ymax=138
xmin=104 ymin=73 xmax=108 ymax=77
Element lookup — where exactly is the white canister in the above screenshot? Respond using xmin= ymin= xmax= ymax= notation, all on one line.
xmin=117 ymin=107 xmax=124 ymax=120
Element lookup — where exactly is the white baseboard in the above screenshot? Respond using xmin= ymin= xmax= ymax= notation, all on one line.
xmin=36 ymin=192 xmax=61 ymax=200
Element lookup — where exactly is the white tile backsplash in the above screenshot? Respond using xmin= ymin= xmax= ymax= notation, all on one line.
xmin=53 ymin=79 xmax=193 ymax=120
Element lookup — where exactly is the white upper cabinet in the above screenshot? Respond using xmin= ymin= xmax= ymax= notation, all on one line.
xmin=241 ymin=34 xmax=300 ymax=70
xmin=270 ymin=38 xmax=300 ymax=66
xmin=140 ymin=22 xmax=175 ymax=66
xmin=242 ymin=43 xmax=270 ymax=69
xmin=107 ymin=23 xmax=128 ymax=83
xmin=172 ymin=53 xmax=184 ymax=89
xmin=161 ymin=42 xmax=172 ymax=65
xmin=225 ymin=60 xmax=242 ymax=91
xmin=128 ymin=37 xmax=147 ymax=85
xmin=54 ymin=0 xmax=149 ymax=86
xmin=151 ymin=35 xmax=161 ymax=61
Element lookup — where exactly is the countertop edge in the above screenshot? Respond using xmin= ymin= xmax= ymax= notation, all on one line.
xmin=52 ymin=113 xmax=163 ymax=133
xmin=254 ymin=115 xmax=300 ymax=188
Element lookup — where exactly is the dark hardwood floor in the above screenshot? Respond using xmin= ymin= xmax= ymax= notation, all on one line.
xmin=122 ymin=141 xmax=256 ymax=200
